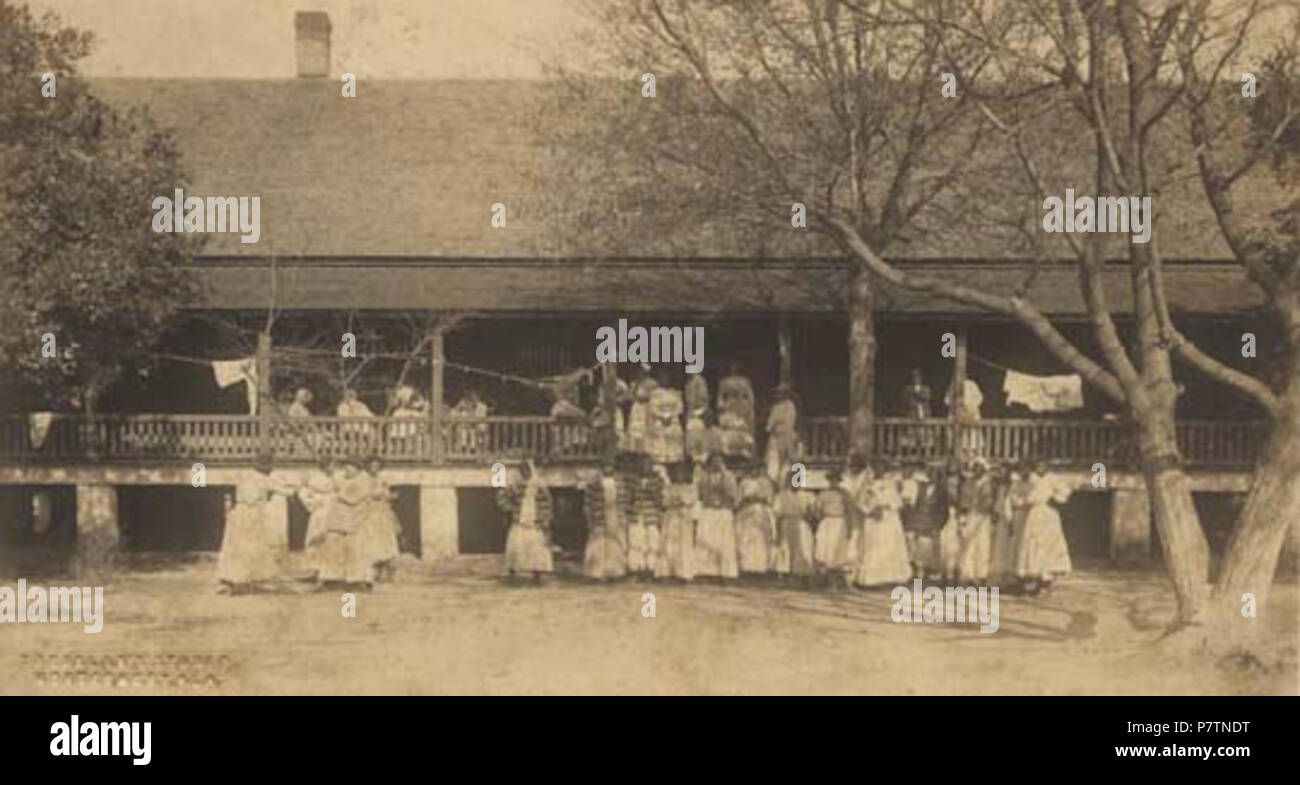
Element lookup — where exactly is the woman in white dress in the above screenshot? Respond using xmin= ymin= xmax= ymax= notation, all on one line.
xmin=501 ymin=461 xmax=554 ymax=583
xmin=851 ymin=464 xmax=913 ymax=587
xmin=734 ymin=464 xmax=776 ymax=577
xmin=693 ymin=454 xmax=739 ymax=580
xmin=1014 ymin=466 xmax=1073 ymax=593
xmin=813 ymin=469 xmax=852 ymax=588
xmin=217 ymin=461 xmax=290 ymax=593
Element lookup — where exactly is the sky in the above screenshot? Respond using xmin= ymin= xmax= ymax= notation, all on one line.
xmin=28 ymin=0 xmax=585 ymax=78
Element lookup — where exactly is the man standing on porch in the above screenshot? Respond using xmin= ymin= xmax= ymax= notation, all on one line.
xmin=901 ymin=369 xmax=933 ymax=419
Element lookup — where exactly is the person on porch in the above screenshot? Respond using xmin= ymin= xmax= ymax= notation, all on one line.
xmin=717 ymin=363 xmax=756 ymax=458
xmin=647 ymin=368 xmax=685 ymax=464
xmin=901 ymin=368 xmax=933 ymax=419
xmin=336 ymin=388 xmax=376 ymax=452
xmin=764 ymin=383 xmax=800 ymax=482
xmin=451 ymin=389 xmax=489 ymax=455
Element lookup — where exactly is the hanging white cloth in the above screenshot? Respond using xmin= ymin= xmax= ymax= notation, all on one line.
xmin=28 ymin=412 xmax=54 ymax=449
xmin=1003 ymin=370 xmax=1084 ymax=413
xmin=944 ymin=379 xmax=985 ymax=421
xmin=212 ymin=357 xmax=258 ymax=415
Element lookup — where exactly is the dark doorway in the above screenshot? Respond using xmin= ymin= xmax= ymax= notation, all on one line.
xmin=117 ymin=485 xmax=228 ymax=551
xmin=1058 ymin=491 xmax=1112 ymax=563
xmin=549 ymin=488 xmax=587 ymax=559
xmin=393 ymin=486 xmax=421 ymax=556
xmin=458 ymin=487 xmax=508 ymax=554
xmin=0 ymin=485 xmax=77 ymax=577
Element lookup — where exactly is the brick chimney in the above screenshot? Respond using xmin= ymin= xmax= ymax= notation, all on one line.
xmin=294 ymin=11 xmax=331 ymax=77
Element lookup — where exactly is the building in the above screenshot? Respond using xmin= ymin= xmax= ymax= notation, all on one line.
xmin=0 ymin=13 xmax=1278 ymax=573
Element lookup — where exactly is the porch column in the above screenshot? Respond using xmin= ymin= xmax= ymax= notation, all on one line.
xmin=777 ymin=315 xmax=793 ymax=388
xmin=420 ymin=485 xmax=458 ymax=560
xmin=428 ymin=327 xmax=445 ymax=464
xmin=1109 ymin=487 xmax=1152 ymax=563
xmin=601 ymin=361 xmax=619 ymax=459
xmin=257 ymin=330 xmax=272 ymax=459
xmin=950 ymin=328 xmax=968 ymax=461
xmin=75 ymin=483 xmax=118 ymax=575
xmin=848 ymin=269 xmax=875 ymax=460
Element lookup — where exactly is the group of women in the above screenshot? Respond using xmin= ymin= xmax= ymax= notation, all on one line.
xmin=216 ymin=456 xmax=402 ymax=593
xmin=499 ymin=450 xmax=1075 ymax=593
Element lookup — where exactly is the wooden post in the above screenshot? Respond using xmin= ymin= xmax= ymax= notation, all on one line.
xmin=601 ymin=360 xmax=619 ymax=459
xmin=778 ymin=315 xmax=793 ymax=388
xmin=950 ymin=328 xmax=968 ymax=460
xmin=429 ymin=327 xmax=445 ymax=464
xmin=848 ymin=269 xmax=875 ymax=461
xmin=257 ymin=330 xmax=272 ymax=460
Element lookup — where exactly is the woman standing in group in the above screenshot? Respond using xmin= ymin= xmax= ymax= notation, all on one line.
xmin=693 ymin=453 xmax=739 ymax=580
xmin=625 ymin=366 xmax=657 ymax=454
xmin=308 ymin=459 xmax=374 ymax=588
xmin=500 ymin=460 xmax=554 ymax=584
xmin=626 ymin=454 xmax=665 ymax=579
xmin=583 ymin=461 xmax=627 ymax=581
xmin=217 ymin=458 xmax=290 ymax=594
xmin=851 ymin=462 xmax=913 ymax=587
xmin=734 ymin=463 xmax=776 ymax=578
xmin=812 ymin=469 xmax=852 ymax=588
xmin=654 ymin=463 xmax=697 ymax=582
xmin=989 ymin=463 xmax=1031 ymax=584
xmin=1014 ymin=464 xmax=1073 ymax=593
xmin=358 ymin=457 xmax=402 ymax=583
xmin=771 ymin=465 xmax=815 ymax=584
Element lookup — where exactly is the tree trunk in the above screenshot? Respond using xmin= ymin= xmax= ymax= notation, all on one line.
xmin=1213 ymin=386 xmax=1300 ymax=610
xmin=848 ymin=268 xmax=875 ymax=461
xmin=1136 ymin=407 xmax=1211 ymax=625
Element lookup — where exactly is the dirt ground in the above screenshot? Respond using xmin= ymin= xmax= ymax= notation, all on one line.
xmin=1 ymin=555 xmax=1295 ymax=696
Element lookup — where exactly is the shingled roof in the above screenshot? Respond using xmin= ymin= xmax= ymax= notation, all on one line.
xmin=88 ymin=77 xmax=1278 ymax=262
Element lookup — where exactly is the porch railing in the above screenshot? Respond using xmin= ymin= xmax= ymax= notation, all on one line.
xmin=802 ymin=416 xmax=1267 ymax=468
xmin=0 ymin=413 xmax=1266 ymax=468
xmin=0 ymin=414 xmax=607 ymax=464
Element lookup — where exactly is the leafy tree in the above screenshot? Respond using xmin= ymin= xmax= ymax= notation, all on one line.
xmin=0 ymin=1 xmax=202 ymax=415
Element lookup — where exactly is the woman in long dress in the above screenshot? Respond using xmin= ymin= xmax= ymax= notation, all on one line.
xmin=900 ymin=464 xmax=940 ymax=579
xmin=309 ymin=460 xmax=374 ymax=587
xmin=693 ymin=454 xmax=739 ymax=580
xmin=954 ymin=460 xmax=996 ymax=583
xmin=217 ymin=462 xmax=288 ymax=593
xmin=988 ymin=465 xmax=1030 ymax=584
xmin=654 ymin=463 xmax=696 ymax=581
xmin=626 ymin=455 xmax=665 ymax=578
xmin=358 ymin=457 xmax=402 ymax=582
xmin=625 ymin=371 xmax=657 ymax=454
xmin=647 ymin=372 xmax=685 ymax=464
xmin=734 ymin=464 xmax=776 ymax=577
xmin=851 ymin=465 xmax=913 ymax=587
xmin=583 ymin=462 xmax=627 ymax=581
xmin=764 ymin=386 xmax=800 ymax=482
xmin=500 ymin=461 xmax=554 ymax=582
xmin=771 ymin=467 xmax=815 ymax=583
xmin=1014 ymin=468 xmax=1073 ymax=593
xmin=812 ymin=469 xmax=852 ymax=588
xmin=717 ymin=364 xmax=755 ymax=458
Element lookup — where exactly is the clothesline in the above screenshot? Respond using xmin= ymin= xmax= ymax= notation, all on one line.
xmin=150 ymin=350 xmax=602 ymax=392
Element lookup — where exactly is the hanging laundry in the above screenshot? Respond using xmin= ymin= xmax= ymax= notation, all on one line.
xmin=28 ymin=412 xmax=54 ymax=449
xmin=1003 ymin=370 xmax=1084 ymax=413
xmin=212 ymin=357 xmax=259 ymax=415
